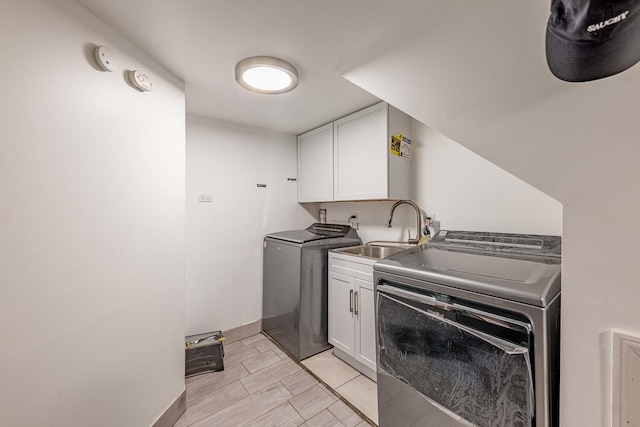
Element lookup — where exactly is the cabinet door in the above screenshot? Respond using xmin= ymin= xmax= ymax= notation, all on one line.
xmin=328 ymin=271 xmax=355 ymax=356
xmin=334 ymin=102 xmax=388 ymax=201
xmin=297 ymin=123 xmax=334 ymax=202
xmin=354 ymin=279 xmax=376 ymax=371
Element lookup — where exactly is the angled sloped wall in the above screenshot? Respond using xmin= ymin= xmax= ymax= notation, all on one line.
xmin=341 ymin=1 xmax=640 ymax=425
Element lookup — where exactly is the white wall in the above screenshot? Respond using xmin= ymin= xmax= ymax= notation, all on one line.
xmin=410 ymin=120 xmax=562 ymax=235
xmin=321 ymin=120 xmax=561 ymax=244
xmin=0 ymin=1 xmax=185 ymax=426
xmin=341 ymin=2 xmax=640 ymax=425
xmin=185 ymin=116 xmax=317 ymax=336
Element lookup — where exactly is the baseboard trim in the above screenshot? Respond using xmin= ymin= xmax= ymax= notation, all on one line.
xmin=152 ymin=389 xmax=186 ymax=427
xmin=222 ymin=320 xmax=262 ymax=344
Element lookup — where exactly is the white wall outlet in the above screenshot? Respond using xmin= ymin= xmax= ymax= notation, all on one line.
xmin=348 ymin=213 xmax=358 ymax=229
xmin=198 ymin=194 xmax=213 ymax=203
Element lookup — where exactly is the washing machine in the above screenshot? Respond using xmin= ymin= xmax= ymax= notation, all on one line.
xmin=262 ymin=223 xmax=361 ymax=360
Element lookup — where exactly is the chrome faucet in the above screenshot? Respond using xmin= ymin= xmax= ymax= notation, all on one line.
xmin=385 ymin=200 xmax=423 ymax=244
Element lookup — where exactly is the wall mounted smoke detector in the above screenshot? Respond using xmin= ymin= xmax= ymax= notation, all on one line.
xmin=94 ymin=45 xmax=117 ymax=72
xmin=127 ymin=70 xmax=153 ymax=92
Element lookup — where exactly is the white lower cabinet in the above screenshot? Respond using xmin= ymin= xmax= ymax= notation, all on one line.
xmin=356 ymin=282 xmax=376 ymax=370
xmin=328 ymin=252 xmax=377 ymax=381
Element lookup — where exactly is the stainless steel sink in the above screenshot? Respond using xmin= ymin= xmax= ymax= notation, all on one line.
xmin=334 ymin=244 xmax=412 ymax=260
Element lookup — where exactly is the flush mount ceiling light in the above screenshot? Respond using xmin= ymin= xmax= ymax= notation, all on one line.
xmin=235 ymin=56 xmax=298 ymax=94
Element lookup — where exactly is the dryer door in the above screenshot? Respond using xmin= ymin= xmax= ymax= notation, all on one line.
xmin=377 ymin=283 xmax=534 ymax=427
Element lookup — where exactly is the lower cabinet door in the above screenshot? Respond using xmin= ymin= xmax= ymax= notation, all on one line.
xmin=354 ymin=279 xmax=376 ymax=371
xmin=328 ymin=271 xmax=355 ymax=356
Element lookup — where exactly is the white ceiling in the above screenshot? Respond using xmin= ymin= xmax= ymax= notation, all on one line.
xmin=76 ymin=0 xmax=640 ymax=205
xmin=75 ymin=0 xmax=435 ymax=135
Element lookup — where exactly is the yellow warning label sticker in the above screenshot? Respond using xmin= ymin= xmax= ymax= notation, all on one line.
xmin=390 ymin=133 xmax=402 ymax=156
xmin=391 ymin=134 xmax=411 ymax=160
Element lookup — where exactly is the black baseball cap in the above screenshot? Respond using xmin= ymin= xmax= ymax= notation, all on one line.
xmin=546 ymin=0 xmax=640 ymax=82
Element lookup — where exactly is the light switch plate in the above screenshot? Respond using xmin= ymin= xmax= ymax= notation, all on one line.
xmin=612 ymin=331 xmax=640 ymax=426
xmin=198 ymin=194 xmax=213 ymax=203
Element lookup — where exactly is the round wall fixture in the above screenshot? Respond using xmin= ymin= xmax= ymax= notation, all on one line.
xmin=127 ymin=70 xmax=153 ymax=92
xmin=94 ymin=45 xmax=117 ymax=72
xmin=235 ymin=56 xmax=298 ymax=94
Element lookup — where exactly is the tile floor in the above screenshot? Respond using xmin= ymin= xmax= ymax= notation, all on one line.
xmin=302 ymin=351 xmax=378 ymax=424
xmin=176 ymin=333 xmax=377 ymax=427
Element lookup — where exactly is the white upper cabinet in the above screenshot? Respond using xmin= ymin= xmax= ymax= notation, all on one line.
xmin=297 ymin=102 xmax=411 ymax=203
xmin=297 ymin=123 xmax=334 ymax=202
xmin=334 ymin=102 xmax=410 ymax=201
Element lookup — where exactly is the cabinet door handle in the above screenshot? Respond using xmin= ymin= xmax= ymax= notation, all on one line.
xmin=354 ymin=291 xmax=359 ymax=316
xmin=349 ymin=289 xmax=353 ymax=313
